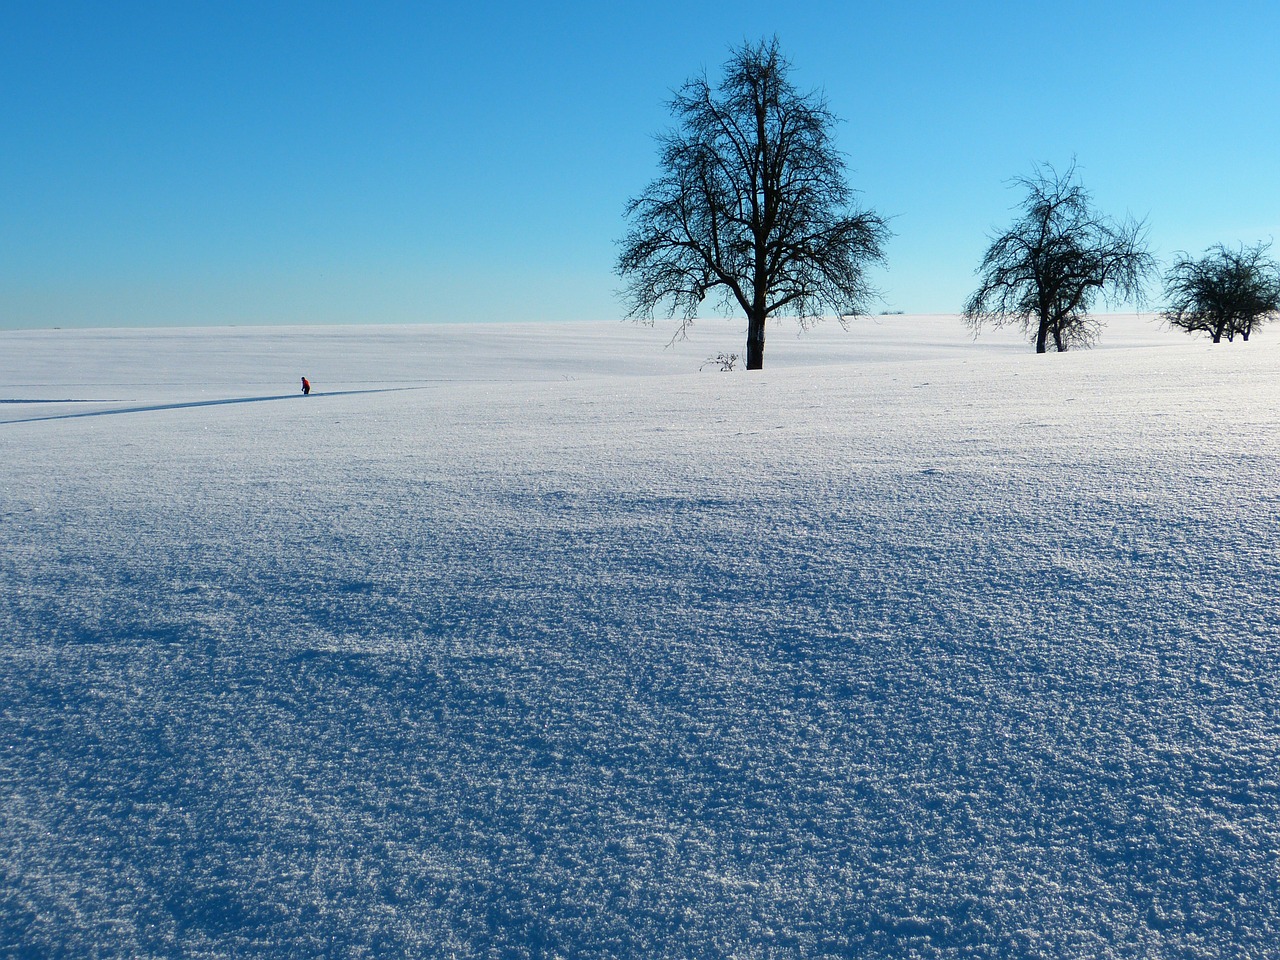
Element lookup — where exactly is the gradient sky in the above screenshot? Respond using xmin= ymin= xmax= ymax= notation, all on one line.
xmin=2 ymin=1 xmax=1277 ymax=329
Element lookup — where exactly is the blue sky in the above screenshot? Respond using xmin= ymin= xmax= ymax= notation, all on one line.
xmin=2 ymin=1 xmax=1277 ymax=328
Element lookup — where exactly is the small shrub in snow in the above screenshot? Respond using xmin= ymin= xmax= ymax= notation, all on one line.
xmin=700 ymin=353 xmax=739 ymax=372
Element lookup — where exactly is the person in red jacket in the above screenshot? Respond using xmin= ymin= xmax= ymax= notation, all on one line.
xmin=301 ymin=376 xmax=311 ymax=395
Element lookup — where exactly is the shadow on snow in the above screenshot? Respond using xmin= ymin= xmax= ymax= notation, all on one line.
xmin=0 ymin=387 xmax=422 ymax=425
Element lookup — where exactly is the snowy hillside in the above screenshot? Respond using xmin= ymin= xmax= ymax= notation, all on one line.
xmin=3 ymin=315 xmax=1278 ymax=958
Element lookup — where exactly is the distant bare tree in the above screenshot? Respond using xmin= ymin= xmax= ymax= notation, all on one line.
xmin=1162 ymin=242 xmax=1280 ymax=343
xmin=964 ymin=163 xmax=1154 ymax=353
xmin=617 ymin=37 xmax=889 ymax=370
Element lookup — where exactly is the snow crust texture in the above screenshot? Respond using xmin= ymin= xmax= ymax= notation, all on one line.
xmin=2 ymin=318 xmax=1278 ymax=958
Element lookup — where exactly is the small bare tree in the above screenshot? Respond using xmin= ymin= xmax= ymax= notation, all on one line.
xmin=617 ymin=37 xmax=889 ymax=370
xmin=1162 ymin=242 xmax=1280 ymax=343
xmin=964 ymin=162 xmax=1154 ymax=353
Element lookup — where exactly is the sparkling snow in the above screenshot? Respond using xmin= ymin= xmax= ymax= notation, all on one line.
xmin=2 ymin=315 xmax=1278 ymax=958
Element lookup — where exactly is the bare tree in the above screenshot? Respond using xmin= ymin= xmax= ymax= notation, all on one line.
xmin=964 ymin=162 xmax=1154 ymax=353
xmin=1162 ymin=242 xmax=1280 ymax=343
xmin=617 ymin=37 xmax=889 ymax=370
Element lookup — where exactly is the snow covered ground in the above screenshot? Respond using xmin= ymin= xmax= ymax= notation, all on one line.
xmin=2 ymin=314 xmax=1278 ymax=958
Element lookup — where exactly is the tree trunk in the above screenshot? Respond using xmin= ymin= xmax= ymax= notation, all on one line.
xmin=1034 ymin=318 xmax=1049 ymax=354
xmin=746 ymin=311 xmax=766 ymax=370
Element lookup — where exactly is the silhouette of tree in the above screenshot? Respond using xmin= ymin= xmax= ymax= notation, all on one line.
xmin=1162 ymin=242 xmax=1280 ymax=343
xmin=618 ymin=38 xmax=889 ymax=370
xmin=964 ymin=163 xmax=1154 ymax=353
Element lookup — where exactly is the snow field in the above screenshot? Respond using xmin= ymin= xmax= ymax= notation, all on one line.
xmin=2 ymin=316 xmax=1278 ymax=958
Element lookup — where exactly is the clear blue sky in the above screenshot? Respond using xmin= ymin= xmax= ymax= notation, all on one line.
xmin=2 ymin=0 xmax=1277 ymax=328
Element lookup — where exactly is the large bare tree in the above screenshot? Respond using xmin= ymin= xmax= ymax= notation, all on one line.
xmin=617 ymin=38 xmax=889 ymax=370
xmin=964 ymin=163 xmax=1154 ymax=353
xmin=1162 ymin=242 xmax=1280 ymax=343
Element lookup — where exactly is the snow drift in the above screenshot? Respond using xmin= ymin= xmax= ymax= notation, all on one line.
xmin=2 ymin=315 xmax=1277 ymax=958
